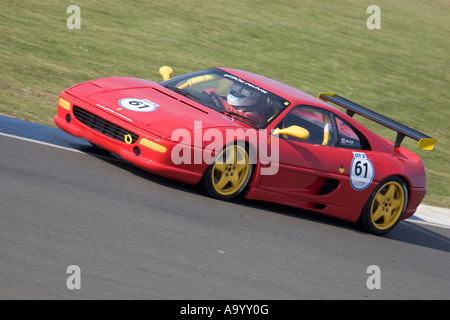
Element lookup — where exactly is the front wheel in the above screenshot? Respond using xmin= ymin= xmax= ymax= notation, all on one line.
xmin=357 ymin=176 xmax=408 ymax=236
xmin=201 ymin=143 xmax=253 ymax=201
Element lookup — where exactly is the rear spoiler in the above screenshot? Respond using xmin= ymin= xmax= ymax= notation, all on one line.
xmin=317 ymin=93 xmax=437 ymax=150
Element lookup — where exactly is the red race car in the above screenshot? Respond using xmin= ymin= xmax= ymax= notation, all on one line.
xmin=55 ymin=67 xmax=437 ymax=235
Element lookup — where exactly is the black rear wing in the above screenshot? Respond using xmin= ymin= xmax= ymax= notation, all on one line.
xmin=317 ymin=93 xmax=437 ymax=150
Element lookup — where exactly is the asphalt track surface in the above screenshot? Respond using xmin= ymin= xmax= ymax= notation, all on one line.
xmin=0 ymin=117 xmax=449 ymax=300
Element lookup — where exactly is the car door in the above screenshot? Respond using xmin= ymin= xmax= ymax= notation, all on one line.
xmin=258 ymin=105 xmax=352 ymax=200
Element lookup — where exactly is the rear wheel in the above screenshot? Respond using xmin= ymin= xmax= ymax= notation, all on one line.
xmin=202 ymin=143 xmax=253 ymax=201
xmin=358 ymin=176 xmax=408 ymax=235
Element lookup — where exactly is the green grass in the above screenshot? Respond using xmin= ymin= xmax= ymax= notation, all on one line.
xmin=0 ymin=0 xmax=449 ymax=207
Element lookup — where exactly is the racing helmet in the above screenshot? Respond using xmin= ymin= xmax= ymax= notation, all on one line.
xmin=227 ymin=83 xmax=260 ymax=110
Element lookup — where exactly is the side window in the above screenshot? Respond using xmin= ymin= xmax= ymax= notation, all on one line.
xmin=335 ymin=117 xmax=366 ymax=149
xmin=276 ymin=106 xmax=334 ymax=146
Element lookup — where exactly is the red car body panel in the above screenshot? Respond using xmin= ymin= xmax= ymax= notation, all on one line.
xmin=55 ymin=67 xmax=428 ymax=224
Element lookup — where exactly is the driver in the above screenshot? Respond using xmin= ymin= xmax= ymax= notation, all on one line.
xmin=205 ymin=83 xmax=263 ymax=126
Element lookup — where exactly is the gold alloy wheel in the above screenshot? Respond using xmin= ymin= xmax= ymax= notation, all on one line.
xmin=370 ymin=181 xmax=405 ymax=230
xmin=211 ymin=144 xmax=250 ymax=196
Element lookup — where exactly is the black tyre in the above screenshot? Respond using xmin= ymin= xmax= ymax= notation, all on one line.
xmin=201 ymin=143 xmax=253 ymax=201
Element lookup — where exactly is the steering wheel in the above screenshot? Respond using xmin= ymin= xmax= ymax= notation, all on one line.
xmin=205 ymin=90 xmax=225 ymax=112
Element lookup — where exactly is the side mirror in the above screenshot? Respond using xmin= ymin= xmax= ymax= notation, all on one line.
xmin=159 ymin=66 xmax=173 ymax=81
xmin=272 ymin=125 xmax=310 ymax=140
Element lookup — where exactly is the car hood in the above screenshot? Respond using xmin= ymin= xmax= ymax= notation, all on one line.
xmin=66 ymin=77 xmax=247 ymax=138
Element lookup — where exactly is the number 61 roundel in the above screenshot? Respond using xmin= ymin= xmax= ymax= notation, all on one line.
xmin=350 ymin=152 xmax=374 ymax=191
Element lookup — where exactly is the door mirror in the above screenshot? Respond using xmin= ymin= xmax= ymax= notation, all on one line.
xmin=272 ymin=125 xmax=310 ymax=140
xmin=159 ymin=66 xmax=173 ymax=81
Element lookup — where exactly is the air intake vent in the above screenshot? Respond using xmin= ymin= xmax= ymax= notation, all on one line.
xmin=73 ymin=106 xmax=139 ymax=144
xmin=318 ymin=179 xmax=340 ymax=196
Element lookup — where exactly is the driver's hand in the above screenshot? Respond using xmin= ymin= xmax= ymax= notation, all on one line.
xmin=204 ymin=88 xmax=225 ymax=112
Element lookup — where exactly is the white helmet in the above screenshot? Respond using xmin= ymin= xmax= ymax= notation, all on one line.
xmin=227 ymin=83 xmax=260 ymax=108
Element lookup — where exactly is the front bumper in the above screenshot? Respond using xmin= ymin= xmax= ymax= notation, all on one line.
xmin=54 ymin=93 xmax=206 ymax=184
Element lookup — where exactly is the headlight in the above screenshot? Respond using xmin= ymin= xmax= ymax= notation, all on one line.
xmin=58 ymin=97 xmax=71 ymax=111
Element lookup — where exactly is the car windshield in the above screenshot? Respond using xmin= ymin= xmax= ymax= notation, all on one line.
xmin=159 ymin=68 xmax=290 ymax=129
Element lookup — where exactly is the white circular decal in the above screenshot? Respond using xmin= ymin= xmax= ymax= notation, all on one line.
xmin=350 ymin=152 xmax=374 ymax=191
xmin=119 ymin=98 xmax=159 ymax=112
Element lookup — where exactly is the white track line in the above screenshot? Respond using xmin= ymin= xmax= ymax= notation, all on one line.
xmin=0 ymin=131 xmax=85 ymax=153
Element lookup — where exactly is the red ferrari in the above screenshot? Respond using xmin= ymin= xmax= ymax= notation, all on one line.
xmin=55 ymin=67 xmax=437 ymax=235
